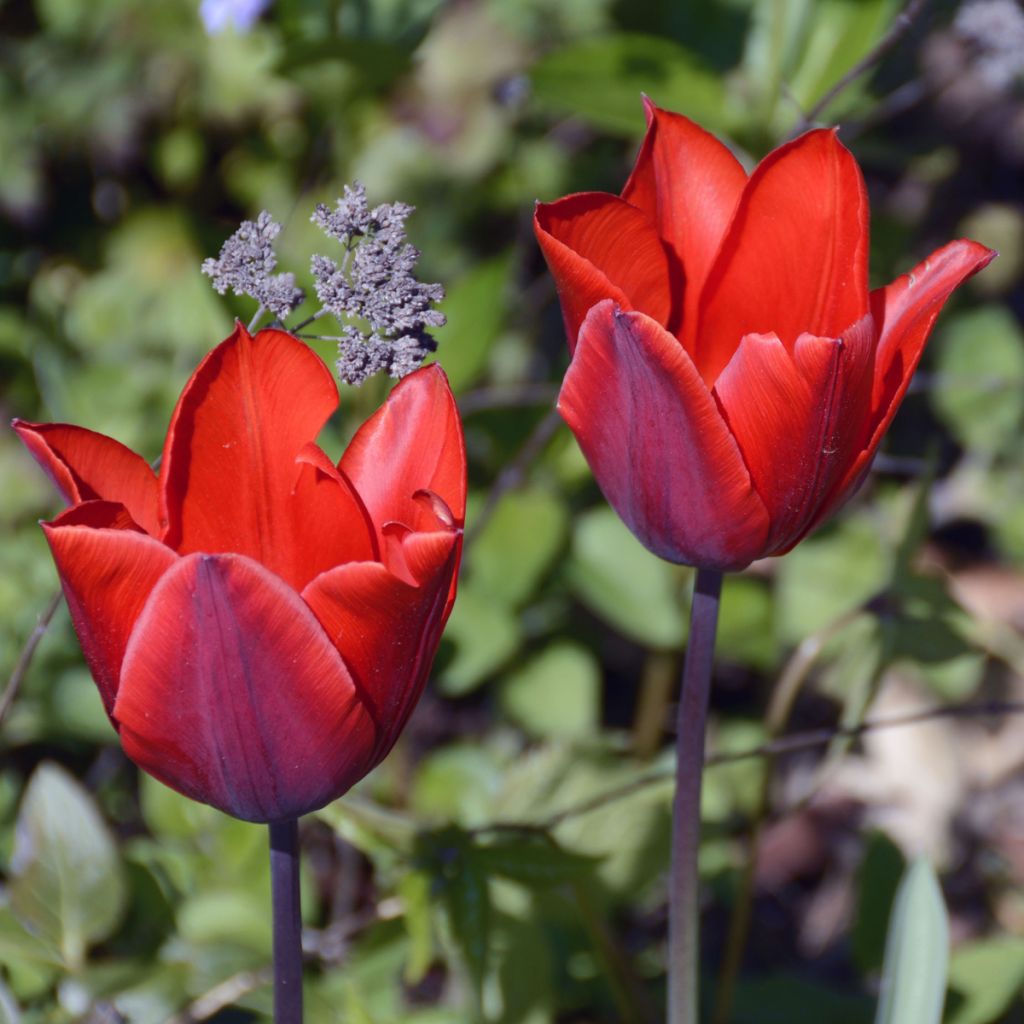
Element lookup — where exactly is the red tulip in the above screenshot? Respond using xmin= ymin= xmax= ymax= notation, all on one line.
xmin=14 ymin=324 xmax=465 ymax=823
xmin=535 ymin=101 xmax=996 ymax=571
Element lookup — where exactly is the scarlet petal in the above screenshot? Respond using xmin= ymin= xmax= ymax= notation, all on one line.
xmin=697 ymin=129 xmax=870 ymax=384
xmin=813 ymin=239 xmax=997 ymax=524
xmin=340 ymin=364 xmax=466 ymax=542
xmin=290 ymin=442 xmax=378 ymax=585
xmin=534 ymin=193 xmax=673 ymax=350
xmin=713 ymin=315 xmax=874 ymax=554
xmin=621 ymin=99 xmax=747 ymax=343
xmin=159 ymin=324 xmax=345 ymax=589
xmin=42 ymin=505 xmax=177 ymax=714
xmin=13 ymin=421 xmax=161 ymax=535
xmin=302 ymin=528 xmax=458 ymax=765
xmin=558 ymin=300 xmax=770 ymax=570
xmin=114 ymin=553 xmax=373 ymax=823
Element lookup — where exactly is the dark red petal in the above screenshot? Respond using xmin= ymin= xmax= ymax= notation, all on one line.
xmin=713 ymin=315 xmax=874 ymax=553
xmin=13 ymin=421 xmax=161 ymax=535
xmin=340 ymin=364 xmax=466 ymax=545
xmin=302 ymin=528 xmax=457 ymax=766
xmin=697 ymin=129 xmax=870 ymax=385
xmin=114 ymin=553 xmax=375 ymax=823
xmin=807 ymin=239 xmax=997 ymax=528
xmin=534 ymin=193 xmax=674 ymax=351
xmin=159 ymin=324 xmax=347 ymax=589
xmin=558 ymin=300 xmax=770 ymax=571
xmin=42 ymin=506 xmax=177 ymax=714
xmin=621 ymin=99 xmax=747 ymax=344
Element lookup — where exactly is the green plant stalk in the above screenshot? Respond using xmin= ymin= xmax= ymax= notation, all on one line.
xmin=270 ymin=819 xmax=304 ymax=1024
xmin=669 ymin=568 xmax=723 ymax=1024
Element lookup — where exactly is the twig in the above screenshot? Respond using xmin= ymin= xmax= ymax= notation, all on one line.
xmin=526 ymin=699 xmax=1024 ymax=833
xmin=793 ymin=0 xmax=929 ymax=134
xmin=0 ymin=590 xmax=63 ymax=730
xmin=457 ymin=383 xmax=560 ymax=417
xmin=463 ymin=406 xmax=563 ymax=549
xmin=169 ymin=966 xmax=273 ymax=1024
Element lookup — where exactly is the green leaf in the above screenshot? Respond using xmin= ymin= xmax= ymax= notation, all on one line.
xmin=852 ymin=832 xmax=905 ymax=973
xmin=473 ymin=833 xmax=598 ymax=886
xmin=874 ymin=859 xmax=949 ymax=1024
xmin=946 ymin=937 xmax=1024 ymax=1024
xmin=399 ymin=870 xmax=435 ymax=984
xmin=531 ymin=34 xmax=730 ymax=137
xmin=8 ymin=762 xmax=126 ymax=969
xmin=0 ymin=979 xmax=22 ymax=1024
xmin=438 ymin=582 xmax=521 ymax=695
xmin=932 ymin=306 xmax=1024 ymax=457
xmin=432 ymin=256 xmax=511 ymax=392
xmin=499 ymin=642 xmax=600 ymax=739
xmin=444 ymin=858 xmax=490 ymax=1004
xmin=567 ymin=506 xmax=687 ymax=649
xmin=467 ymin=487 xmax=569 ymax=609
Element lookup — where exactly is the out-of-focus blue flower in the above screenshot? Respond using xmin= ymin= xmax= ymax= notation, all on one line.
xmin=200 ymin=0 xmax=271 ymax=33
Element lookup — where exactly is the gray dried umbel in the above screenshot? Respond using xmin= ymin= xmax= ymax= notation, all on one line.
xmin=201 ymin=185 xmax=446 ymax=386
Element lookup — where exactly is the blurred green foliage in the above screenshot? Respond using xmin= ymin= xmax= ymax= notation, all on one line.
xmin=2 ymin=0 xmax=1024 ymax=1021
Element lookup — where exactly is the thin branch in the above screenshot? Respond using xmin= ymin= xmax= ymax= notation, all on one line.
xmin=457 ymin=383 xmax=560 ymax=417
xmin=793 ymin=0 xmax=929 ymax=133
xmin=462 ymin=406 xmax=563 ymax=550
xmin=0 ymin=590 xmax=63 ymax=730
xmin=525 ymin=699 xmax=1024 ymax=832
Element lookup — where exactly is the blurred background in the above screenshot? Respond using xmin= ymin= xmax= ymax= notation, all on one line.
xmin=2 ymin=0 xmax=1024 ymax=1021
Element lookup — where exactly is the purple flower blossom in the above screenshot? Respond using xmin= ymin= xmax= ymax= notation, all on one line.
xmin=200 ymin=0 xmax=271 ymax=34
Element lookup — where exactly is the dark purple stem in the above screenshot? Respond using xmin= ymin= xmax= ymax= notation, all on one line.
xmin=669 ymin=568 xmax=723 ymax=1024
xmin=269 ymin=819 xmax=304 ymax=1024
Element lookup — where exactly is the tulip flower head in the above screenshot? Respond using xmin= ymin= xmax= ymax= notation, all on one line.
xmin=535 ymin=101 xmax=995 ymax=571
xmin=15 ymin=325 xmax=466 ymax=823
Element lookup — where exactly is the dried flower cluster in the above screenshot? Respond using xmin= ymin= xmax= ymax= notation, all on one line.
xmin=201 ymin=185 xmax=446 ymax=387
xmin=201 ymin=211 xmax=304 ymax=319
xmin=954 ymin=0 xmax=1024 ymax=90
xmin=311 ymin=183 xmax=446 ymax=386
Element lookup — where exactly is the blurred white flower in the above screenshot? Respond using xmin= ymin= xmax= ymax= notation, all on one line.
xmin=199 ymin=0 xmax=271 ymax=33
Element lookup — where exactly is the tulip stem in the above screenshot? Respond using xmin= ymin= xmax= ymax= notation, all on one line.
xmin=669 ymin=568 xmax=723 ymax=1024
xmin=269 ymin=819 xmax=304 ymax=1024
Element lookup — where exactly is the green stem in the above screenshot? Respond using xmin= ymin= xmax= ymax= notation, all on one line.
xmin=669 ymin=568 xmax=723 ymax=1024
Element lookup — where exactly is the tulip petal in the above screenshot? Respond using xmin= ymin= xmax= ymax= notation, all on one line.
xmin=713 ymin=315 xmax=874 ymax=553
xmin=535 ymin=193 xmax=674 ymax=350
xmin=303 ymin=528 xmax=458 ymax=764
xmin=340 ymin=364 xmax=466 ymax=544
xmin=808 ymin=239 xmax=997 ymax=527
xmin=42 ymin=503 xmax=177 ymax=714
xmin=13 ymin=421 xmax=161 ymax=535
xmin=160 ymin=324 xmax=352 ymax=589
xmin=621 ymin=98 xmax=747 ymax=343
xmin=559 ymin=300 xmax=770 ymax=570
xmin=115 ymin=552 xmax=373 ymax=823
xmin=289 ymin=442 xmax=379 ymax=585
xmin=697 ymin=129 xmax=870 ymax=385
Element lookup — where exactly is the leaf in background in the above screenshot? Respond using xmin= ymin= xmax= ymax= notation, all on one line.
xmin=499 ymin=642 xmax=600 ymax=739
xmin=531 ymin=33 xmax=730 ymax=137
xmin=8 ymin=762 xmax=126 ymax=970
xmin=467 ymin=487 xmax=568 ymax=609
xmin=716 ymin=575 xmax=777 ymax=670
xmin=932 ymin=307 xmax=1024 ymax=458
xmin=432 ymin=255 xmax=511 ymax=392
xmin=473 ymin=832 xmax=599 ymax=886
xmin=443 ymin=857 xmax=490 ymax=1005
xmin=946 ymin=937 xmax=1024 ymax=1024
xmin=399 ymin=870 xmax=435 ymax=984
xmin=0 ymin=981 xmax=20 ymax=1024
xmin=567 ymin=506 xmax=687 ymax=649
xmin=852 ymin=832 xmax=905 ymax=973
xmin=437 ymin=582 xmax=521 ymax=695
xmin=873 ymin=859 xmax=949 ymax=1024
xmin=411 ymin=745 xmax=504 ymax=827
